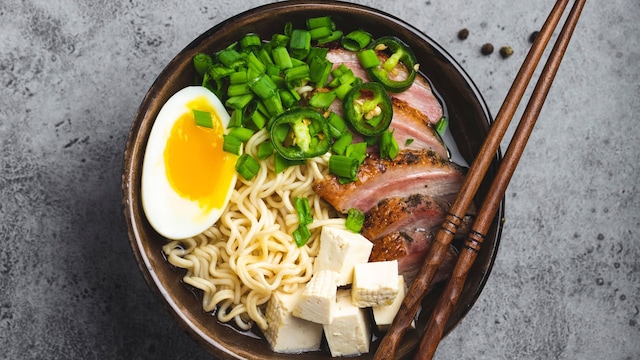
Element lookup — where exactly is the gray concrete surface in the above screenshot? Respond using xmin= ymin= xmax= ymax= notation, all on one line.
xmin=1 ymin=0 xmax=639 ymax=359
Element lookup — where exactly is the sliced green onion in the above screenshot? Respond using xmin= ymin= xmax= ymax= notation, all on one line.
xmin=307 ymin=47 xmax=329 ymax=63
xmin=357 ymin=49 xmax=380 ymax=69
xmin=317 ymin=30 xmax=343 ymax=45
xmin=226 ymin=94 xmax=254 ymax=110
xmin=266 ymin=63 xmax=280 ymax=76
xmin=240 ymin=33 xmax=261 ymax=50
xmin=272 ymin=46 xmax=293 ymax=70
xmin=295 ymin=197 xmax=313 ymax=226
xmin=327 ymin=112 xmax=348 ymax=138
xmin=249 ymin=75 xmax=278 ymax=100
xmin=228 ymin=127 xmax=255 ymax=142
xmin=341 ymin=30 xmax=372 ymax=51
xmin=289 ymin=29 xmax=311 ymax=59
xmin=293 ymin=224 xmax=311 ymax=247
xmin=258 ymin=48 xmax=274 ymax=65
xmin=346 ymin=142 xmax=367 ymax=164
xmin=345 ymin=208 xmax=365 ymax=233
xmin=309 ymin=26 xmax=332 ymax=41
xmin=246 ymin=51 xmax=266 ymax=74
xmin=334 ymin=82 xmax=353 ymax=100
xmin=308 ymin=91 xmax=336 ymax=110
xmin=332 ymin=132 xmax=353 ymax=155
xmin=235 ymin=153 xmax=260 ymax=180
xmin=284 ymin=64 xmax=310 ymax=83
xmin=250 ymin=109 xmax=268 ymax=129
xmin=217 ymin=48 xmax=244 ymax=69
xmin=223 ymin=134 xmax=243 ymax=155
xmin=227 ymin=83 xmax=252 ymax=97
xmin=273 ymin=153 xmax=304 ymax=174
xmin=329 ymin=155 xmax=359 ymax=180
xmin=380 ymin=129 xmax=399 ymax=159
xmin=193 ymin=109 xmax=213 ymax=128
xmin=309 ymin=57 xmax=333 ymax=87
xmin=279 ymin=89 xmax=297 ymax=109
xmin=405 ymin=138 xmax=414 ymax=146
xmin=435 ymin=116 xmax=448 ymax=136
xmin=229 ymin=71 xmax=248 ymax=84
xmin=257 ymin=140 xmax=274 ymax=160
xmin=263 ymin=93 xmax=284 ymax=116
xmin=271 ymin=33 xmax=290 ymax=48
xmin=193 ymin=53 xmax=213 ymax=76
xmin=229 ymin=109 xmax=243 ymax=128
xmin=306 ymin=16 xmax=334 ymax=30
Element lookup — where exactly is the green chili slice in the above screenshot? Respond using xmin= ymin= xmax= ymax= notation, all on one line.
xmin=342 ymin=82 xmax=393 ymax=136
xmin=366 ymin=36 xmax=418 ymax=93
xmin=270 ymin=108 xmax=332 ymax=160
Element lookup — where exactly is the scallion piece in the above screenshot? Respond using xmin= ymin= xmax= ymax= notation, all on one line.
xmin=240 ymin=33 xmax=261 ymax=50
xmin=257 ymin=140 xmax=274 ymax=160
xmin=273 ymin=153 xmax=304 ymax=174
xmin=284 ymin=64 xmax=310 ymax=83
xmin=309 ymin=26 xmax=332 ymax=41
xmin=279 ymin=89 xmax=297 ymax=109
xmin=193 ymin=109 xmax=213 ymax=128
xmin=226 ymin=94 xmax=254 ymax=110
xmin=289 ymin=29 xmax=311 ymax=59
xmin=223 ymin=134 xmax=243 ymax=155
xmin=380 ymin=129 xmax=399 ymax=159
xmin=293 ymin=224 xmax=311 ymax=247
xmin=435 ymin=116 xmax=448 ymax=136
xmin=329 ymin=155 xmax=359 ymax=180
xmin=306 ymin=16 xmax=334 ymax=30
xmin=327 ymin=112 xmax=348 ymax=138
xmin=334 ymin=82 xmax=353 ymax=100
xmin=341 ymin=30 xmax=372 ymax=51
xmin=217 ymin=48 xmax=244 ymax=69
xmin=227 ymin=83 xmax=252 ymax=97
xmin=309 ymin=57 xmax=333 ymax=87
xmin=228 ymin=127 xmax=255 ymax=142
xmin=259 ymin=48 xmax=274 ymax=65
xmin=246 ymin=51 xmax=266 ymax=74
xmin=229 ymin=71 xmax=248 ymax=84
xmin=346 ymin=142 xmax=367 ymax=164
xmin=229 ymin=109 xmax=243 ymax=128
xmin=332 ymin=132 xmax=353 ymax=155
xmin=307 ymin=47 xmax=329 ymax=63
xmin=308 ymin=91 xmax=336 ymax=110
xmin=272 ymin=46 xmax=293 ymax=70
xmin=271 ymin=33 xmax=290 ymax=48
xmin=235 ymin=153 xmax=260 ymax=180
xmin=295 ymin=197 xmax=313 ymax=226
xmin=317 ymin=30 xmax=343 ymax=45
xmin=250 ymin=109 xmax=268 ymax=129
xmin=345 ymin=208 xmax=365 ymax=233
xmin=357 ymin=49 xmax=380 ymax=69
xmin=249 ymin=75 xmax=278 ymax=100
xmin=263 ymin=93 xmax=284 ymax=116
xmin=193 ymin=53 xmax=213 ymax=76
xmin=405 ymin=138 xmax=414 ymax=146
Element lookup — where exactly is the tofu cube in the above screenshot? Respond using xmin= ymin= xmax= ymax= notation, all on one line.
xmin=323 ymin=289 xmax=371 ymax=357
xmin=372 ymin=275 xmax=415 ymax=331
xmin=294 ymin=270 xmax=339 ymax=324
xmin=352 ymin=260 xmax=399 ymax=307
xmin=314 ymin=227 xmax=373 ymax=286
xmin=264 ymin=288 xmax=323 ymax=353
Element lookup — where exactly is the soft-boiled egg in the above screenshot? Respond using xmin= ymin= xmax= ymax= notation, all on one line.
xmin=141 ymin=86 xmax=238 ymax=240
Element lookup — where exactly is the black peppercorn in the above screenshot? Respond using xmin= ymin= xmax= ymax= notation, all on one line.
xmin=499 ymin=46 xmax=514 ymax=58
xmin=457 ymin=28 xmax=469 ymax=40
xmin=529 ymin=30 xmax=540 ymax=43
xmin=481 ymin=43 xmax=494 ymax=55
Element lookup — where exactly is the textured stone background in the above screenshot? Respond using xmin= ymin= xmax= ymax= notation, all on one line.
xmin=1 ymin=0 xmax=639 ymax=359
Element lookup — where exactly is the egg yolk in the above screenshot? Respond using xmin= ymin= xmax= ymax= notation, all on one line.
xmin=163 ymin=96 xmax=237 ymax=211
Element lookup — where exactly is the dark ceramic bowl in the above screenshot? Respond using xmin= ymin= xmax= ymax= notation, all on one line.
xmin=122 ymin=1 xmax=503 ymax=359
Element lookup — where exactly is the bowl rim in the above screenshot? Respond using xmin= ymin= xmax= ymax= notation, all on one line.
xmin=122 ymin=1 xmax=503 ymax=358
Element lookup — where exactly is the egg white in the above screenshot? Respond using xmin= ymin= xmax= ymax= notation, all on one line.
xmin=141 ymin=86 xmax=236 ymax=240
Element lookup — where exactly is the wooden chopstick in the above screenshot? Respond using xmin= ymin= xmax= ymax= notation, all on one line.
xmin=372 ymin=0 xmax=584 ymax=359
xmin=415 ymin=0 xmax=587 ymax=359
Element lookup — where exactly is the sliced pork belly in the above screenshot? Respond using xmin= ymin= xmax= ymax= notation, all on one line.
xmin=325 ymin=48 xmax=444 ymax=124
xmin=368 ymin=229 xmax=458 ymax=286
xmin=361 ymin=194 xmax=448 ymax=241
xmin=313 ymin=149 xmax=465 ymax=213
xmin=389 ymin=97 xmax=448 ymax=158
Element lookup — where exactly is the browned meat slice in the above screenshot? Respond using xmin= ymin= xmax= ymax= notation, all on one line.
xmin=388 ymin=97 xmax=448 ymax=158
xmin=361 ymin=194 xmax=448 ymax=241
xmin=368 ymin=229 xmax=458 ymax=286
xmin=326 ymin=48 xmax=444 ymax=124
xmin=313 ymin=150 xmax=465 ymax=213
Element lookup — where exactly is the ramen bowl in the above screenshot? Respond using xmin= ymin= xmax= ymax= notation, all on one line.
xmin=122 ymin=1 xmax=503 ymax=359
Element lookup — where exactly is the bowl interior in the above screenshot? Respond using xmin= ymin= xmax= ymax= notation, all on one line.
xmin=122 ymin=1 xmax=503 ymax=359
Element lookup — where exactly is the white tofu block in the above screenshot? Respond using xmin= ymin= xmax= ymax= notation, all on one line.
xmin=293 ymin=270 xmax=339 ymax=324
xmin=323 ymin=289 xmax=371 ymax=357
xmin=264 ymin=288 xmax=323 ymax=353
xmin=314 ymin=227 xmax=373 ymax=286
xmin=372 ymin=275 xmax=415 ymax=331
xmin=352 ymin=260 xmax=399 ymax=307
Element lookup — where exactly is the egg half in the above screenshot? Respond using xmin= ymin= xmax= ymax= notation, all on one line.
xmin=141 ymin=86 xmax=238 ymax=240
